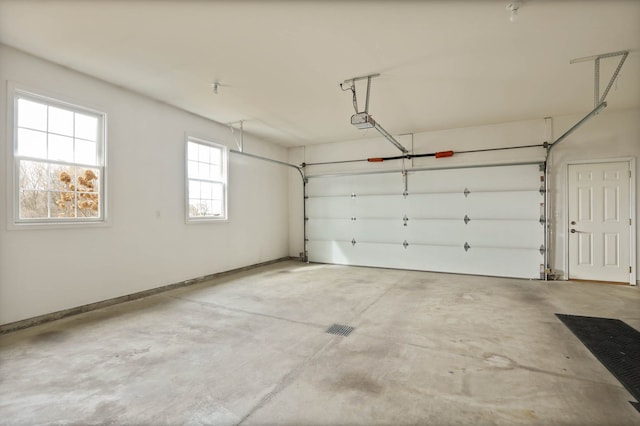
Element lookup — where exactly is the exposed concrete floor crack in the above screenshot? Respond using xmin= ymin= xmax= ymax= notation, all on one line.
xmin=167 ymin=294 xmax=327 ymax=330
xmin=352 ymin=328 xmax=631 ymax=391
xmin=349 ymin=273 xmax=407 ymax=321
xmin=236 ymin=337 xmax=337 ymax=425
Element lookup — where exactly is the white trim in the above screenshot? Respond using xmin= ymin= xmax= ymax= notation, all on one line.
xmin=564 ymin=157 xmax=636 ymax=285
xmin=184 ymin=135 xmax=229 ymax=223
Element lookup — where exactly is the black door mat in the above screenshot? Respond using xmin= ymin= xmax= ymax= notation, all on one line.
xmin=556 ymin=314 xmax=640 ymax=412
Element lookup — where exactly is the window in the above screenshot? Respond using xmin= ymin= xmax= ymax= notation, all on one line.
xmin=186 ymin=137 xmax=228 ymax=221
xmin=13 ymin=91 xmax=106 ymax=223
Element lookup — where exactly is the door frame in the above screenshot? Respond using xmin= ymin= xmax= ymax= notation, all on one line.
xmin=564 ymin=157 xmax=636 ymax=285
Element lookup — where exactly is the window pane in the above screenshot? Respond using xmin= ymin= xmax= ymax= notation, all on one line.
xmin=50 ymin=165 xmax=75 ymax=191
xmin=188 ymin=160 xmax=198 ymax=179
xmin=77 ymin=167 xmax=100 ymax=193
xmin=212 ymin=182 xmax=223 ymax=200
xmin=51 ymin=191 xmax=76 ymax=218
xmin=210 ymin=148 xmax=221 ymax=165
xmin=188 ymin=200 xmax=199 ymax=217
xmin=198 ymin=144 xmax=210 ymax=163
xmin=19 ymin=161 xmax=48 ymax=190
xmin=77 ymin=192 xmax=99 ymax=217
xmin=200 ymin=182 xmax=213 ymax=199
xmin=48 ymin=134 xmax=74 ymax=162
xmin=17 ymin=98 xmax=47 ymax=131
xmin=48 ymin=106 xmax=74 ymax=136
xmin=211 ymin=200 xmax=222 ymax=216
xmin=199 ymin=162 xmax=211 ymax=180
xmin=17 ymin=128 xmax=47 ymax=159
xmin=187 ymin=142 xmax=198 ymax=161
xmin=189 ymin=199 xmax=207 ymax=217
xmin=210 ymin=164 xmax=222 ymax=180
xmin=75 ymin=139 xmax=97 ymax=165
xmin=19 ymin=190 xmax=48 ymax=219
xmin=74 ymin=113 xmax=98 ymax=141
xmin=204 ymin=200 xmax=214 ymax=216
xmin=189 ymin=180 xmax=201 ymax=198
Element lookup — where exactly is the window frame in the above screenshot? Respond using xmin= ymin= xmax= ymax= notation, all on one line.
xmin=9 ymin=85 xmax=107 ymax=227
xmin=185 ymin=136 xmax=228 ymax=222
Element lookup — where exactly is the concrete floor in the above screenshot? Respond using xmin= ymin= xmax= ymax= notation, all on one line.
xmin=1 ymin=260 xmax=639 ymax=425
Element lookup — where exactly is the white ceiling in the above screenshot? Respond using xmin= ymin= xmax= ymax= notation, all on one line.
xmin=1 ymin=0 xmax=638 ymax=147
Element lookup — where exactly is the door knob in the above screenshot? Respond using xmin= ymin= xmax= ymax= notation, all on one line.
xmin=570 ymin=221 xmax=576 ymax=225
xmin=570 ymin=229 xmax=576 ymax=233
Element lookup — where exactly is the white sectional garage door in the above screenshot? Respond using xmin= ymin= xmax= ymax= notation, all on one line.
xmin=306 ymin=163 xmax=545 ymax=279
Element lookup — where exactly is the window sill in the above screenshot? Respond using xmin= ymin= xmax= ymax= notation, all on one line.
xmin=7 ymin=219 xmax=110 ymax=231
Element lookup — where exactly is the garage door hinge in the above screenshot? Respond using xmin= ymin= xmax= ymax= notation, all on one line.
xmin=539 ymin=245 xmax=545 ymax=255
xmin=630 ymin=266 xmax=633 ymax=273
xmin=464 ymin=242 xmax=471 ymax=252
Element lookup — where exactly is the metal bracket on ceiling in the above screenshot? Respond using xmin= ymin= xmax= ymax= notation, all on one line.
xmin=570 ymin=50 xmax=629 ymax=108
xmin=228 ymin=120 xmax=244 ymax=152
xmin=547 ymin=50 xmax=628 ymax=151
xmin=340 ymin=73 xmax=381 ymax=114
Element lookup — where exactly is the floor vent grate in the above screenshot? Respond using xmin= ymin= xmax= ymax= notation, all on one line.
xmin=326 ymin=324 xmax=355 ymax=337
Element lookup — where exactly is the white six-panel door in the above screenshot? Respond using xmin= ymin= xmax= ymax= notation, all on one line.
xmin=306 ymin=164 xmax=545 ymax=279
xmin=568 ymin=161 xmax=631 ymax=283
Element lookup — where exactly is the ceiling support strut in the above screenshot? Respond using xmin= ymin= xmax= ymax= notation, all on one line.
xmin=548 ymin=101 xmax=607 ymax=150
xmin=549 ymin=50 xmax=628 ymax=150
xmin=228 ymin=120 xmax=244 ymax=152
xmin=570 ymin=50 xmax=629 ymax=108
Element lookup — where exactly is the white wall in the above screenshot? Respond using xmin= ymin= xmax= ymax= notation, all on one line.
xmin=289 ymin=108 xmax=639 ymax=283
xmin=0 ymin=45 xmax=290 ymax=325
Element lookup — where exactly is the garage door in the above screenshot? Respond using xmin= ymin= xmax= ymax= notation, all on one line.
xmin=306 ymin=163 xmax=545 ymax=279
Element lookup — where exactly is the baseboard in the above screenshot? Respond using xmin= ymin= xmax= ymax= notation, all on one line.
xmin=0 ymin=257 xmax=297 ymax=335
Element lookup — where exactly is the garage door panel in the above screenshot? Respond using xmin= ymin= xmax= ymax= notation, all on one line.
xmin=464 ymin=192 xmax=543 ymax=218
xmin=306 ymin=197 xmax=351 ymax=218
xmin=306 ymin=240 xmax=352 ymax=265
xmin=463 ymin=220 xmax=544 ymax=248
xmin=405 ymin=194 xmax=467 ymax=218
xmin=403 ymin=192 xmax=542 ymax=220
xmin=354 ymin=219 xmax=405 ymax=242
xmin=350 ymin=173 xmax=405 ymax=194
xmin=306 ymin=176 xmax=352 ymax=197
xmin=407 ymin=165 xmax=541 ymax=193
xmin=403 ymin=220 xmax=466 ymax=246
xmin=458 ymin=247 xmax=542 ymax=278
xmin=354 ymin=195 xmax=404 ymax=218
xmin=307 ymin=218 xmax=352 ymax=241
xmin=308 ymin=243 xmax=540 ymax=279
